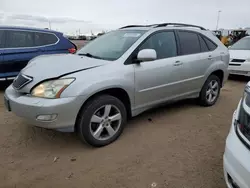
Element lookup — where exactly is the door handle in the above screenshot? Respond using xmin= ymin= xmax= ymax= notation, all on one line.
xmin=174 ymin=61 xmax=183 ymax=66
xmin=208 ymin=55 xmax=213 ymax=60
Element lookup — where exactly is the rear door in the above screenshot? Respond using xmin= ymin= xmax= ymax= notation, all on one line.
xmin=0 ymin=30 xmax=5 ymax=79
xmin=175 ymin=30 xmax=215 ymax=93
xmin=4 ymin=30 xmax=40 ymax=78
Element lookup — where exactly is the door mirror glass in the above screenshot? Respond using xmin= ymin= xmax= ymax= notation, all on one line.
xmin=137 ymin=49 xmax=157 ymax=62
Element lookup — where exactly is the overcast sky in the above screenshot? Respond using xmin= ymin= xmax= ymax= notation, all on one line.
xmin=1 ymin=0 xmax=250 ymax=35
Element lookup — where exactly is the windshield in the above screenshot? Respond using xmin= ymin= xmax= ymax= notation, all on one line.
xmin=231 ymin=37 xmax=250 ymax=50
xmin=76 ymin=30 xmax=146 ymax=61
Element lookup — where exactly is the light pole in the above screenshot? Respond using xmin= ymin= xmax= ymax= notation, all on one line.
xmin=216 ymin=10 xmax=221 ymax=30
xmin=48 ymin=20 xmax=51 ymax=29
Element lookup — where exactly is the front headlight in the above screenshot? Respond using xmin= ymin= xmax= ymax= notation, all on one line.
xmin=31 ymin=78 xmax=75 ymax=98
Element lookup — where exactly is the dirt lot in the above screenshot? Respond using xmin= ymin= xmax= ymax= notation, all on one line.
xmin=0 ymin=77 xmax=248 ymax=188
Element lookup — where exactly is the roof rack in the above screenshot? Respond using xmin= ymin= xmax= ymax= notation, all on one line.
xmin=119 ymin=25 xmax=151 ymax=29
xmin=154 ymin=23 xmax=206 ymax=30
xmin=120 ymin=23 xmax=206 ymax=30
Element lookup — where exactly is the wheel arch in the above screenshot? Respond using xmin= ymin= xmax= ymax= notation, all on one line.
xmin=208 ymin=69 xmax=224 ymax=87
xmin=75 ymin=87 xmax=132 ymax=131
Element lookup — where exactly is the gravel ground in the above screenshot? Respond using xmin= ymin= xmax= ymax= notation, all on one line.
xmin=0 ymin=77 xmax=248 ymax=188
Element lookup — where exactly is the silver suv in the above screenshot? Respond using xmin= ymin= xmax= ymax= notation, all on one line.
xmin=4 ymin=23 xmax=229 ymax=147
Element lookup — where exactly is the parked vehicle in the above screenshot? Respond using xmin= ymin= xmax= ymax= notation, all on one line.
xmin=228 ymin=36 xmax=250 ymax=76
xmin=0 ymin=26 xmax=77 ymax=80
xmin=230 ymin=29 xmax=249 ymax=45
xmin=4 ymin=23 xmax=229 ymax=147
xmin=223 ymin=82 xmax=250 ymax=188
xmin=212 ymin=30 xmax=222 ymax=40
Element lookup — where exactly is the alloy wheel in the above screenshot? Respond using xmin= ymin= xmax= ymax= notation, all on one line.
xmin=206 ymin=80 xmax=219 ymax=103
xmin=89 ymin=104 xmax=122 ymax=141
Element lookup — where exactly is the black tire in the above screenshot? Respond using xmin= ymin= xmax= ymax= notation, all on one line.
xmin=198 ymin=75 xmax=221 ymax=106
xmin=76 ymin=95 xmax=127 ymax=147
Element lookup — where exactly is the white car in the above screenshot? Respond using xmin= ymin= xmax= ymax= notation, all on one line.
xmin=223 ymin=82 xmax=250 ymax=188
xmin=228 ymin=36 xmax=250 ymax=76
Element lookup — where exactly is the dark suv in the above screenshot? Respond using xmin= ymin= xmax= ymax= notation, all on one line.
xmin=0 ymin=26 xmax=77 ymax=80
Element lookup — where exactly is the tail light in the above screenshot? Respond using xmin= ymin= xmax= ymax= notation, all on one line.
xmin=68 ymin=48 xmax=76 ymax=54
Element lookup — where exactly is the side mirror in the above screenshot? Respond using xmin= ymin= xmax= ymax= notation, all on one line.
xmin=137 ymin=49 xmax=157 ymax=62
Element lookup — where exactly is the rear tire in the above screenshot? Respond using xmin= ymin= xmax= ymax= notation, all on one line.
xmin=198 ymin=75 xmax=221 ymax=106
xmin=76 ymin=95 xmax=127 ymax=147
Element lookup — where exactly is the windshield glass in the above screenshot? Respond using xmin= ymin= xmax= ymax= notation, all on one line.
xmin=76 ymin=30 xmax=146 ymax=61
xmin=231 ymin=37 xmax=250 ymax=50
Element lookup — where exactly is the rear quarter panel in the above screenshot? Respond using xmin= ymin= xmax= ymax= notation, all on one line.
xmin=202 ymin=30 xmax=230 ymax=86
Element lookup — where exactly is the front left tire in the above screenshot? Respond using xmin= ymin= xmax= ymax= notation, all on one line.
xmin=76 ymin=95 xmax=127 ymax=147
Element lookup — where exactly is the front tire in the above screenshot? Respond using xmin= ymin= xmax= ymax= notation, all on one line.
xmin=198 ymin=75 xmax=221 ymax=106
xmin=76 ymin=95 xmax=127 ymax=147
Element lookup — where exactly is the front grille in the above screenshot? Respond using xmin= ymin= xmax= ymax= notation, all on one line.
xmin=12 ymin=74 xmax=33 ymax=90
xmin=231 ymin=59 xmax=245 ymax=63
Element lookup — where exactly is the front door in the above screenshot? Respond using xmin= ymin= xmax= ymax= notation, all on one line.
xmin=134 ymin=31 xmax=185 ymax=108
xmin=3 ymin=30 xmax=40 ymax=78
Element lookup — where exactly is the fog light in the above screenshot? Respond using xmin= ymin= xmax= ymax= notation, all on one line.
xmin=36 ymin=114 xmax=57 ymax=121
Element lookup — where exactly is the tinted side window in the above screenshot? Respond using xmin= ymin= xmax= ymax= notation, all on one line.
xmin=203 ymin=37 xmax=217 ymax=51
xmin=139 ymin=31 xmax=177 ymax=59
xmin=0 ymin=30 xmax=4 ymax=48
xmin=6 ymin=30 xmax=34 ymax=48
xmin=178 ymin=31 xmax=200 ymax=55
xmin=34 ymin=32 xmax=58 ymax=46
xmin=198 ymin=35 xmax=209 ymax=52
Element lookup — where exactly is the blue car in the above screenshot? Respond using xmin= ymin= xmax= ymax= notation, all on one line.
xmin=0 ymin=26 xmax=77 ymax=80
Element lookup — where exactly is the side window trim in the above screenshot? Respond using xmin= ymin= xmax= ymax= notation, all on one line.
xmin=124 ymin=29 xmax=178 ymax=65
xmin=0 ymin=29 xmax=60 ymax=49
xmin=175 ymin=29 xmax=218 ymax=50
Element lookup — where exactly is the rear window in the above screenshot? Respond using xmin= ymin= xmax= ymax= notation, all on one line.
xmin=0 ymin=30 xmax=4 ymax=48
xmin=198 ymin=35 xmax=209 ymax=52
xmin=6 ymin=30 xmax=34 ymax=48
xmin=34 ymin=32 xmax=58 ymax=46
xmin=203 ymin=37 xmax=217 ymax=51
xmin=178 ymin=31 xmax=200 ymax=55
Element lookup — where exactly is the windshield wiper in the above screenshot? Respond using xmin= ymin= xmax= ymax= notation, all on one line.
xmin=78 ymin=53 xmax=102 ymax=59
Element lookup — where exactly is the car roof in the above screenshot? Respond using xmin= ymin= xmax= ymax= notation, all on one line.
xmin=0 ymin=25 xmax=62 ymax=35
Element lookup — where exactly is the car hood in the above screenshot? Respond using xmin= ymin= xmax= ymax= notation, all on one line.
xmin=229 ymin=49 xmax=250 ymax=60
xmin=22 ymin=54 xmax=106 ymax=78
xmin=18 ymin=54 xmax=107 ymax=92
